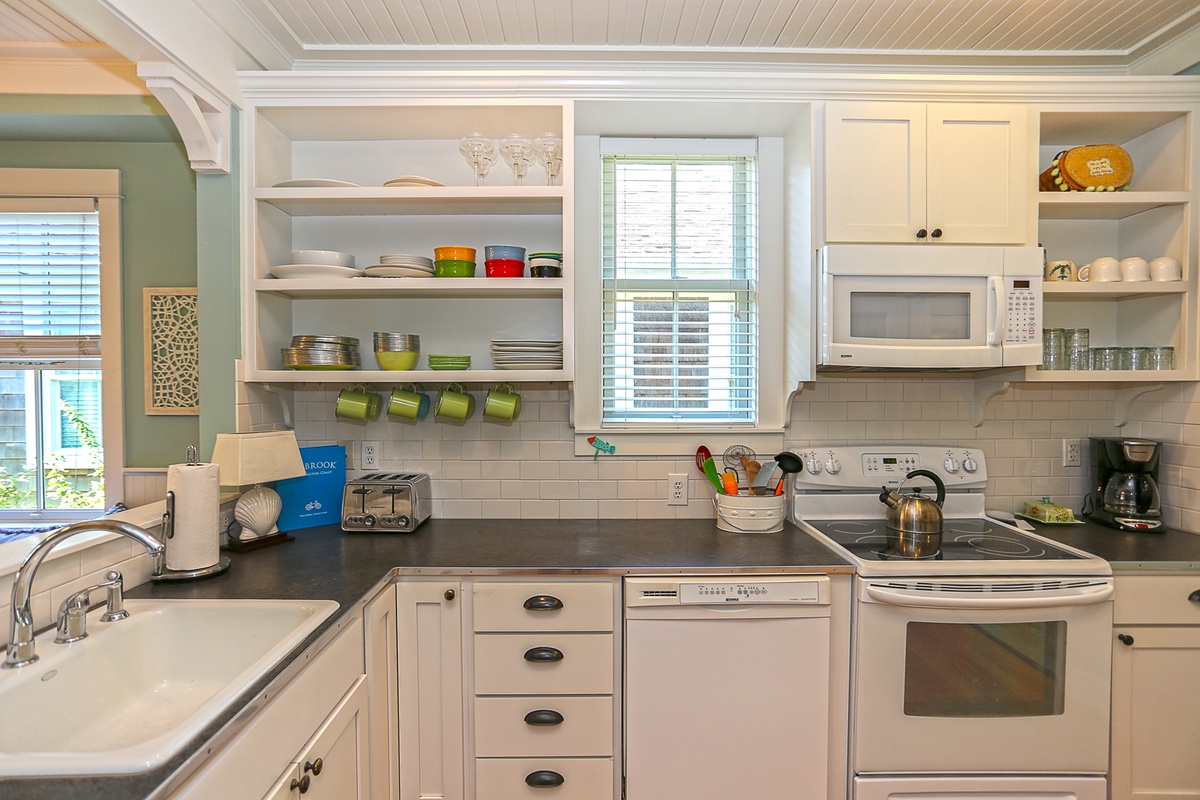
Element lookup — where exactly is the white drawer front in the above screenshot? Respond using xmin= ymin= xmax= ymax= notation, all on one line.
xmin=1115 ymin=574 xmax=1200 ymax=625
xmin=475 ymin=758 xmax=614 ymax=800
xmin=473 ymin=581 xmax=615 ymax=633
xmin=474 ymin=633 xmax=613 ymax=695
xmin=475 ymin=696 xmax=614 ymax=757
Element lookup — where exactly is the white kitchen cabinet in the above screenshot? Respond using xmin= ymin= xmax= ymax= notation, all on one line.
xmin=396 ymin=579 xmax=466 ymax=800
xmin=168 ymin=615 xmax=366 ymax=800
xmin=238 ymin=81 xmax=574 ymax=385
xmin=1111 ymin=573 xmax=1200 ymax=799
xmin=263 ymin=676 xmax=370 ymax=800
xmin=364 ymin=583 xmax=399 ymax=800
xmin=1031 ymin=108 xmax=1199 ymax=383
xmin=824 ymin=101 xmax=1029 ymax=244
xmin=471 ymin=579 xmax=621 ymax=800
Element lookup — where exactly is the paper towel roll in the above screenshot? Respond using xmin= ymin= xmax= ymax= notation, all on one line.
xmin=165 ymin=461 xmax=221 ymax=571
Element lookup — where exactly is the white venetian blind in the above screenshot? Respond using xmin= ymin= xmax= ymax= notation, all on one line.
xmin=600 ymin=139 xmax=758 ymax=426
xmin=0 ymin=198 xmax=101 ymax=360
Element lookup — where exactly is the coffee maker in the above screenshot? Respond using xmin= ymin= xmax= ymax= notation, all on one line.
xmin=1084 ymin=437 xmax=1162 ymax=531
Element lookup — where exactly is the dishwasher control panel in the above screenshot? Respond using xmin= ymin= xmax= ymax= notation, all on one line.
xmin=680 ymin=581 xmax=821 ymax=604
xmin=626 ymin=576 xmax=830 ymax=608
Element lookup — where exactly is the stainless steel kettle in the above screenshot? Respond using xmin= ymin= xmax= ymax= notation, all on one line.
xmin=878 ymin=469 xmax=946 ymax=556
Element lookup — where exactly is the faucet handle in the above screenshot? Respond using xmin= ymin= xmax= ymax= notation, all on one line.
xmin=99 ymin=571 xmax=128 ymax=623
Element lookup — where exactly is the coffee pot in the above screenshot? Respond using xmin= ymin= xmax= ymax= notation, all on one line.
xmin=1085 ymin=438 xmax=1162 ymax=531
xmin=879 ymin=469 xmax=946 ymax=556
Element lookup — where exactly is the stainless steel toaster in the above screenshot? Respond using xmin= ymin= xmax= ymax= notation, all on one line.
xmin=341 ymin=472 xmax=431 ymax=532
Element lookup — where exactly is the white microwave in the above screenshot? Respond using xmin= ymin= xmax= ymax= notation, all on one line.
xmin=819 ymin=244 xmax=1043 ymax=369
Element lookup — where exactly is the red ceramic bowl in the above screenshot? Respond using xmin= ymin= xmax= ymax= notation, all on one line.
xmin=485 ymin=258 xmax=525 ymax=277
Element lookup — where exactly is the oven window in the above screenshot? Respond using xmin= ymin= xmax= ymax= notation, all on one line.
xmin=903 ymin=621 xmax=1067 ymax=717
xmin=849 ymin=291 xmax=970 ymax=340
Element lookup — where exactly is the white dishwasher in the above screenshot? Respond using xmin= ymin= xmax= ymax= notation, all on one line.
xmin=624 ymin=575 xmax=832 ymax=800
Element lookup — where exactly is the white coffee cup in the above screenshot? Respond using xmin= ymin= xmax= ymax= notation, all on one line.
xmin=1079 ymin=256 xmax=1121 ymax=282
xmin=1119 ymin=256 xmax=1150 ymax=282
xmin=1043 ymin=260 xmax=1078 ymax=282
xmin=1148 ymin=256 xmax=1182 ymax=282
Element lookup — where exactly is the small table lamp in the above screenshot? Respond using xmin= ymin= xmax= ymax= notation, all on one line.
xmin=212 ymin=431 xmax=306 ymax=541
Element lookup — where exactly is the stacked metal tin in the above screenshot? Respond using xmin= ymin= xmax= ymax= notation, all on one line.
xmin=281 ymin=334 xmax=361 ymax=369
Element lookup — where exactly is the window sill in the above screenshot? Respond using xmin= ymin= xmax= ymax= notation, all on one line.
xmin=574 ymin=430 xmax=784 ymax=458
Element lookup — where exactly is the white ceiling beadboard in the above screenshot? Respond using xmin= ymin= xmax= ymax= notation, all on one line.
xmin=0 ymin=0 xmax=96 ymax=42
xmin=2 ymin=0 xmax=1200 ymax=72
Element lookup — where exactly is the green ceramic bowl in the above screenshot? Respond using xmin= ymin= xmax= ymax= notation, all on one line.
xmin=434 ymin=259 xmax=476 ymax=277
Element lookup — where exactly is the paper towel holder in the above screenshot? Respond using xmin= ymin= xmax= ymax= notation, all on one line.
xmin=151 ymin=462 xmax=232 ymax=582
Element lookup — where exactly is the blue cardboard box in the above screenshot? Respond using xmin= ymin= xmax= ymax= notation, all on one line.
xmin=275 ymin=444 xmax=345 ymax=531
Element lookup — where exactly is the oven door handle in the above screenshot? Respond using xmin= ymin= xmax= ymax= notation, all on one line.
xmin=864 ymin=582 xmax=1113 ymax=609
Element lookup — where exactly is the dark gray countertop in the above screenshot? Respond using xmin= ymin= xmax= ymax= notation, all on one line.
xmin=0 ymin=518 xmax=850 ymax=800
xmin=1022 ymin=518 xmax=1200 ymax=570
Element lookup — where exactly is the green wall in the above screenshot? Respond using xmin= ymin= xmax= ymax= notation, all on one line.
xmin=0 ymin=135 xmax=201 ymax=467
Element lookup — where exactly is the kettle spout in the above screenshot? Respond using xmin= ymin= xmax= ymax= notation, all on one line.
xmin=879 ymin=486 xmax=900 ymax=507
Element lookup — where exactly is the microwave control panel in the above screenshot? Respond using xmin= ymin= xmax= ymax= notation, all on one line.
xmin=1004 ymin=278 xmax=1039 ymax=344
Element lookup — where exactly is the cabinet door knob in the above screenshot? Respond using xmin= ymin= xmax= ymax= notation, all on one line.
xmin=291 ymin=775 xmax=311 ymax=794
xmin=304 ymin=758 xmax=323 ymax=776
xmin=525 ymin=770 xmax=566 ymax=787
xmin=523 ymin=594 xmax=564 ymax=611
xmin=930 ymin=228 xmax=943 ymax=239
xmin=916 ymin=228 xmax=928 ymax=239
xmin=1118 ymin=633 xmax=1135 ymax=646
xmin=1188 ymin=590 xmax=1200 ymax=603
xmin=523 ymin=646 xmax=564 ymax=663
xmin=524 ymin=709 xmax=565 ymax=726
xmin=444 ymin=588 xmax=456 ymax=601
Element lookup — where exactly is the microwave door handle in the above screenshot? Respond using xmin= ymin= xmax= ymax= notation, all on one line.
xmin=864 ymin=582 xmax=1114 ymax=609
xmin=987 ymin=275 xmax=1006 ymax=346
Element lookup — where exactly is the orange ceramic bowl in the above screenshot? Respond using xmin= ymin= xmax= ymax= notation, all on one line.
xmin=485 ymin=258 xmax=525 ymax=277
xmin=433 ymin=245 xmax=476 ymax=262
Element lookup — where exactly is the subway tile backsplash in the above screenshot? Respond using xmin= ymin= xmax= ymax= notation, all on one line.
xmin=242 ymin=375 xmax=1200 ymax=532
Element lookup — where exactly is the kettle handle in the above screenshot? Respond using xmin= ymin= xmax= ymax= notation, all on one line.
xmin=905 ymin=469 xmax=946 ymax=507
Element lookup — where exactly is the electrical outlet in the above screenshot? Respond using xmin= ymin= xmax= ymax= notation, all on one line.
xmin=361 ymin=441 xmax=380 ymax=470
xmin=218 ymin=508 xmax=235 ymax=535
xmin=668 ymin=473 xmax=688 ymax=506
xmin=1063 ymin=438 xmax=1081 ymax=467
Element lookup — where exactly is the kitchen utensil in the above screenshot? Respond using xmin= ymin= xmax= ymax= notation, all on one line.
xmin=721 ymin=470 xmax=739 ymax=496
xmin=749 ymin=459 xmax=779 ymax=495
xmin=742 ymin=457 xmax=761 ymax=487
xmin=772 ymin=451 xmax=804 ymax=495
xmin=695 ymin=445 xmax=713 ymax=473
xmin=702 ymin=457 xmax=723 ymax=493
xmin=878 ymin=468 xmax=946 ymax=557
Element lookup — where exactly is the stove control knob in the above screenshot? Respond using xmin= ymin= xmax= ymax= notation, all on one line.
xmin=943 ymin=456 xmax=959 ymax=474
xmin=824 ymin=456 xmax=842 ymax=475
xmin=805 ymin=455 xmax=823 ymax=475
xmin=963 ymin=456 xmax=979 ymax=474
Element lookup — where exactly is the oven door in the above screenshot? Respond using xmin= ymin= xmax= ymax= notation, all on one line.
xmin=852 ymin=576 xmax=1114 ymax=774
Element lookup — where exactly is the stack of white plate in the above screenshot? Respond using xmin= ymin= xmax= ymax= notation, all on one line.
xmin=365 ymin=254 xmax=435 ymax=277
xmin=490 ymin=339 xmax=564 ymax=370
xmin=383 ymin=175 xmax=445 ymax=188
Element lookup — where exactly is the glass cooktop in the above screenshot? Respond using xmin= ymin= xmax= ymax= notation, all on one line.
xmin=804 ymin=517 xmax=1089 ymax=562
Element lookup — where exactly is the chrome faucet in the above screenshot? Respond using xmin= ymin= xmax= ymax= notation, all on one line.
xmin=4 ymin=520 xmax=166 ymax=669
xmin=55 ymin=569 xmax=128 ymax=644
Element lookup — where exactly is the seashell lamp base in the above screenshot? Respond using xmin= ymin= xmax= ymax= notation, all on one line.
xmin=233 ymin=485 xmax=283 ymax=539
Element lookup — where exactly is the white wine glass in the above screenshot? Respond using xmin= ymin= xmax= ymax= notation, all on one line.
xmin=459 ymin=133 xmax=496 ymax=186
xmin=533 ymin=133 xmax=563 ymax=186
xmin=500 ymin=134 xmax=533 ymax=186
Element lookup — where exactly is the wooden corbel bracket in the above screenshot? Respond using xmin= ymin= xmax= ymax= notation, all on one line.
xmin=136 ymin=62 xmax=230 ymax=174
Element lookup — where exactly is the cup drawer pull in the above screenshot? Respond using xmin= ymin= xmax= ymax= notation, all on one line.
xmin=1188 ymin=589 xmax=1200 ymax=603
xmin=523 ymin=709 xmax=565 ymax=726
xmin=523 ymin=594 xmax=564 ymax=611
xmin=523 ymin=646 xmax=564 ymax=663
xmin=525 ymin=770 xmax=565 ymax=787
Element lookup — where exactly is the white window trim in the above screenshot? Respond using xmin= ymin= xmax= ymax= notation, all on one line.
xmin=0 ymin=167 xmax=124 ymax=515
xmin=573 ymin=136 xmax=786 ymax=457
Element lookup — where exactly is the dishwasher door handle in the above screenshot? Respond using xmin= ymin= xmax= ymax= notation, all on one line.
xmin=524 ymin=646 xmax=565 ymax=663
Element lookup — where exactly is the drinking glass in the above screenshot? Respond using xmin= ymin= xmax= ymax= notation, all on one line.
xmin=459 ymin=133 xmax=496 ymax=186
xmin=499 ymin=134 xmax=533 ymax=185
xmin=533 ymin=132 xmax=564 ymax=185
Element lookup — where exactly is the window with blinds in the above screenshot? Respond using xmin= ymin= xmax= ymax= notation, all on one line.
xmin=601 ymin=140 xmax=758 ymax=426
xmin=0 ymin=202 xmax=101 ymax=360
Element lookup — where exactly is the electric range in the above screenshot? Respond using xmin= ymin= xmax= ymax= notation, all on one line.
xmin=788 ymin=445 xmax=1110 ymax=577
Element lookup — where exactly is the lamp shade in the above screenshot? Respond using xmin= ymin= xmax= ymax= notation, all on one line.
xmin=211 ymin=431 xmax=306 ymax=487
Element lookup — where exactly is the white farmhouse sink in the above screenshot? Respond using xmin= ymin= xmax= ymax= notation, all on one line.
xmin=0 ymin=598 xmax=339 ymax=777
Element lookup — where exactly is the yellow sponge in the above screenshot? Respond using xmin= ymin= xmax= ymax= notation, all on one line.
xmin=1022 ymin=498 xmax=1076 ymax=523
